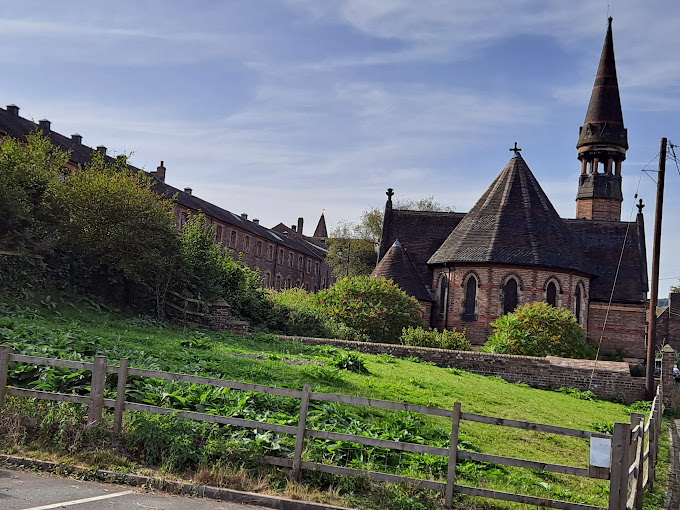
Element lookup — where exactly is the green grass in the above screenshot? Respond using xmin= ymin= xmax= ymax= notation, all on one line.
xmin=0 ymin=299 xmax=669 ymax=509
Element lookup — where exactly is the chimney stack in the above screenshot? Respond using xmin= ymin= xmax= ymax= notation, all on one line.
xmin=241 ymin=213 xmax=248 ymax=220
xmin=153 ymin=161 xmax=166 ymax=182
xmin=38 ymin=119 xmax=51 ymax=132
xmin=297 ymin=217 xmax=304 ymax=237
xmin=183 ymin=187 xmax=192 ymax=195
xmin=291 ymin=225 xmax=297 ymax=232
xmin=6 ymin=104 xmax=19 ymax=116
xmin=71 ymin=133 xmax=82 ymax=144
xmin=97 ymin=145 xmax=107 ymax=154
xmin=253 ymin=218 xmax=259 ymax=225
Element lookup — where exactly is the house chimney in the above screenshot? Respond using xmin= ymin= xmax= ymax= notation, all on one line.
xmin=183 ymin=187 xmax=192 ymax=195
xmin=297 ymin=217 xmax=304 ymax=237
xmin=241 ymin=213 xmax=248 ymax=220
xmin=96 ymin=145 xmax=107 ymax=154
xmin=71 ymin=133 xmax=82 ymax=144
xmin=38 ymin=119 xmax=51 ymax=132
xmin=154 ymin=161 xmax=166 ymax=182
xmin=252 ymin=218 xmax=259 ymax=225
xmin=291 ymin=225 xmax=297 ymax=232
xmin=6 ymin=104 xmax=19 ymax=116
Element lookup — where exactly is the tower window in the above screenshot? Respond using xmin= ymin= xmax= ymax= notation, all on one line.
xmin=503 ymin=278 xmax=518 ymax=315
xmin=575 ymin=284 xmax=584 ymax=325
xmin=438 ymin=275 xmax=448 ymax=319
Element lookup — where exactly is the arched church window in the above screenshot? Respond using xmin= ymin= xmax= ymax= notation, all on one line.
xmin=463 ymin=276 xmax=477 ymax=321
xmin=438 ymin=275 xmax=448 ymax=319
xmin=503 ymin=278 xmax=518 ymax=315
xmin=575 ymin=284 xmax=583 ymax=325
xmin=546 ymin=281 xmax=557 ymax=307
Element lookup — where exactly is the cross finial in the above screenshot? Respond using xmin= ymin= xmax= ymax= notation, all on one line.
xmin=386 ymin=188 xmax=394 ymax=201
xmin=510 ymin=142 xmax=522 ymax=154
xmin=637 ymin=198 xmax=644 ymax=214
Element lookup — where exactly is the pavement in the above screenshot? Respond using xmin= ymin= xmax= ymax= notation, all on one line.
xmin=0 ymin=467 xmax=265 ymax=510
xmin=669 ymin=419 xmax=679 ymax=510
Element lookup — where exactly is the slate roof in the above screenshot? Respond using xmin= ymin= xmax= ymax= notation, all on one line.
xmin=379 ymin=209 xmax=466 ymax=284
xmin=565 ymin=217 xmax=647 ymax=302
xmin=371 ymin=241 xmax=433 ymax=302
xmin=429 ymin=153 xmax=594 ymax=275
xmin=0 ymin=105 xmax=324 ymax=261
xmin=313 ymin=213 xmax=328 ymax=238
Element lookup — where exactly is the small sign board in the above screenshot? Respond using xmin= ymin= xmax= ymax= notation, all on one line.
xmin=590 ymin=435 xmax=612 ymax=468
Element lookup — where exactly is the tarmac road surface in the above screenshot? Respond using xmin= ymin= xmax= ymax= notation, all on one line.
xmin=0 ymin=467 xmax=267 ymax=510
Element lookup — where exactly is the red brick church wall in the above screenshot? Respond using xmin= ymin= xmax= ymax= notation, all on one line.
xmin=587 ymin=302 xmax=647 ymax=359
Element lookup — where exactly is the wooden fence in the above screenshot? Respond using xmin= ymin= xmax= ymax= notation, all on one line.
xmin=0 ymin=345 xmax=664 ymax=510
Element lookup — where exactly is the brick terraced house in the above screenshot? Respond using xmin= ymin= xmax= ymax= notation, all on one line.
xmin=0 ymin=108 xmax=335 ymax=293
xmin=372 ymin=18 xmax=663 ymax=359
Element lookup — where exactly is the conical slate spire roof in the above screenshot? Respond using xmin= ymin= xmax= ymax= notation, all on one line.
xmin=577 ymin=17 xmax=627 ymax=150
xmin=429 ymin=153 xmax=593 ymax=274
xmin=313 ymin=213 xmax=328 ymax=238
xmin=371 ymin=240 xmax=433 ymax=302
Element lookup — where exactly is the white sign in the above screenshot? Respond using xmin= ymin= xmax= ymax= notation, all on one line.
xmin=590 ymin=436 xmax=612 ymax=468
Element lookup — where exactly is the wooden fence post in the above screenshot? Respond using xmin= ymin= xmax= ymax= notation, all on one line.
xmin=113 ymin=358 xmax=129 ymax=434
xmin=0 ymin=345 xmax=10 ymax=408
xmin=292 ymin=383 xmax=311 ymax=481
xmin=632 ymin=413 xmax=645 ymax=510
xmin=609 ymin=421 xmax=631 ymax=510
xmin=88 ymin=356 xmax=107 ymax=426
xmin=445 ymin=402 xmax=462 ymax=509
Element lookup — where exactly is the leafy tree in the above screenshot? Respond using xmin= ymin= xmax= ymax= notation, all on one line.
xmin=483 ymin=302 xmax=595 ymax=359
xmin=671 ymin=280 xmax=680 ymax=294
xmin=51 ymin=153 xmax=179 ymax=303
xmin=326 ymin=196 xmax=454 ymax=277
xmin=316 ymin=276 xmax=422 ymax=343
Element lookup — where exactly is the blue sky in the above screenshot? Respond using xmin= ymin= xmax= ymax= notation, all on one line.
xmin=1 ymin=0 xmax=679 ymax=296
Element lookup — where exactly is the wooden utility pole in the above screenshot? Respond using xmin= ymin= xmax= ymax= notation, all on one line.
xmin=646 ymin=137 xmax=667 ymax=398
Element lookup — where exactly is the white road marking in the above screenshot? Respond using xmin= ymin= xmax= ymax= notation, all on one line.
xmin=20 ymin=490 xmax=134 ymax=509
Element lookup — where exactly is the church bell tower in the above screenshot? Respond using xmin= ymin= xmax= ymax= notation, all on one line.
xmin=576 ymin=17 xmax=627 ymax=221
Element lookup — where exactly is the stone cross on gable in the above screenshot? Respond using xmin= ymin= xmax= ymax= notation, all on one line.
xmin=510 ymin=142 xmax=522 ymax=154
xmin=637 ymin=198 xmax=644 ymax=214
xmin=386 ymin=188 xmax=394 ymax=200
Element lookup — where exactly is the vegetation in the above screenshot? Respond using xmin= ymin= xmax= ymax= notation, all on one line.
xmin=483 ymin=302 xmax=596 ymax=358
xmin=0 ymin=300 xmax=659 ymax=510
xmin=400 ymin=326 xmax=471 ymax=351
xmin=316 ymin=276 xmax=422 ymax=343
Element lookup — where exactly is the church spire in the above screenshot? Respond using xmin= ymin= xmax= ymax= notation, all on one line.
xmin=575 ymin=17 xmax=627 ymax=221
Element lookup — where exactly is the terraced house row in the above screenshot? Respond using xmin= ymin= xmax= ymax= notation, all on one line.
xmin=0 ymin=105 xmax=335 ymax=292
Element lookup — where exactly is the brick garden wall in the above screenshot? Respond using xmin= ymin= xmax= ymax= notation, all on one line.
xmin=587 ymin=301 xmax=648 ymax=359
xmin=277 ymin=335 xmax=676 ymax=404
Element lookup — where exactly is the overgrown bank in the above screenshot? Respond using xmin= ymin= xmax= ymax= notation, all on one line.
xmin=0 ymin=300 xmax=671 ymax=509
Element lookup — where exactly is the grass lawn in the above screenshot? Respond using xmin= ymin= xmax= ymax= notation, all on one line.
xmin=0 ymin=299 xmax=669 ymax=509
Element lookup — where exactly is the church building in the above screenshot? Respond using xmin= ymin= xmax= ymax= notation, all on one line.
xmin=372 ymin=18 xmax=650 ymax=358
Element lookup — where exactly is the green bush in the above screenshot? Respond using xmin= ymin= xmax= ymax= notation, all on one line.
xmin=400 ymin=326 xmax=471 ymax=351
xmin=316 ymin=276 xmax=422 ymax=343
xmin=483 ymin=302 xmax=595 ymax=358
xmin=266 ymin=287 xmax=333 ymax=338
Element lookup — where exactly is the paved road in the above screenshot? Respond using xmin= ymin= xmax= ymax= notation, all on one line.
xmin=0 ymin=468 xmax=265 ymax=510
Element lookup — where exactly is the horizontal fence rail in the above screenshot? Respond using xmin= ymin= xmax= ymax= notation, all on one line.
xmin=0 ymin=345 xmax=663 ymax=510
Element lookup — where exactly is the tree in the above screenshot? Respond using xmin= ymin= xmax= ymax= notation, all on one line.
xmin=483 ymin=302 xmax=595 ymax=359
xmin=326 ymin=195 xmax=454 ymax=277
xmin=316 ymin=276 xmax=422 ymax=343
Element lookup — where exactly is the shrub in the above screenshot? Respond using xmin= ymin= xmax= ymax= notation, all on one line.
xmin=483 ymin=302 xmax=595 ymax=359
xmin=316 ymin=276 xmax=422 ymax=343
xmin=266 ymin=287 xmax=332 ymax=338
xmin=400 ymin=326 xmax=471 ymax=351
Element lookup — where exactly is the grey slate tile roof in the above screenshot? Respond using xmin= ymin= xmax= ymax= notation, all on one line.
xmin=429 ymin=153 xmax=594 ymax=275
xmin=371 ymin=240 xmax=433 ymax=302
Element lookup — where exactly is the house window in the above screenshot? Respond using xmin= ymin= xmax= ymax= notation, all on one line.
xmin=264 ymin=271 xmax=271 ymax=288
xmin=298 ymin=255 xmax=303 ymax=270
xmin=285 ymin=277 xmax=291 ymax=288
xmin=268 ymin=245 xmax=274 ymax=260
xmin=256 ymin=241 xmax=262 ymax=257
xmin=321 ymin=277 xmax=326 ymax=289
xmin=503 ymin=278 xmax=518 ymax=315
xmin=296 ymin=279 xmax=302 ymax=287
xmin=230 ymin=231 xmax=237 ymax=248
xmin=278 ymin=249 xmax=284 ymax=264
xmin=180 ymin=212 xmax=188 ymax=231
xmin=306 ymin=259 xmax=311 ymax=273
xmin=314 ymin=262 xmax=319 ymax=275
xmin=463 ymin=276 xmax=477 ymax=321
xmin=216 ymin=226 xmax=223 ymax=242
xmin=546 ymin=281 xmax=557 ymax=307
xmin=276 ymin=275 xmax=282 ymax=290
xmin=305 ymin=283 xmax=309 ymax=291
xmin=438 ymin=275 xmax=448 ymax=319
xmin=244 ymin=236 xmax=250 ymax=253
xmin=288 ymin=252 xmax=293 ymax=267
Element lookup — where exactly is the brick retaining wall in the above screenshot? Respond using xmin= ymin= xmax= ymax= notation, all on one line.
xmin=277 ymin=335 xmax=676 ymax=404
